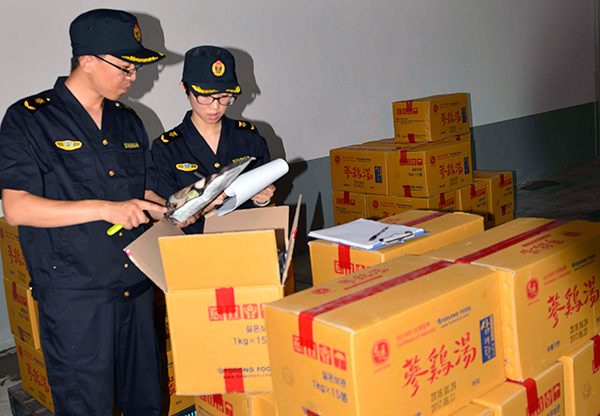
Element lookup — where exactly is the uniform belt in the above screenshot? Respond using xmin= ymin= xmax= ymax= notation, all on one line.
xmin=122 ymin=279 xmax=152 ymax=300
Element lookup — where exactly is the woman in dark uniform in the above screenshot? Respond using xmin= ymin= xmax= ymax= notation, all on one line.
xmin=152 ymin=45 xmax=275 ymax=233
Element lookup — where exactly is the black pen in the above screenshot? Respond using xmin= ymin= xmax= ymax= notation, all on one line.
xmin=369 ymin=226 xmax=389 ymax=241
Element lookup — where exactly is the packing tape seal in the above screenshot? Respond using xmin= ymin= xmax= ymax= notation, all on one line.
xmin=297 ymin=260 xmax=453 ymax=349
xmin=403 ymin=185 xmax=412 ymax=197
xmin=508 ymin=378 xmax=540 ymax=415
xmin=215 ymin=287 xmax=236 ymax=315
xmin=593 ymin=334 xmax=600 ymax=373
xmin=470 ymin=184 xmax=477 ymax=198
xmin=343 ymin=191 xmax=350 ymax=205
xmin=402 ymin=212 xmax=447 ymax=227
xmin=223 ymin=368 xmax=244 ymax=392
xmin=455 ymin=220 xmax=566 ymax=264
xmin=337 ymin=245 xmax=351 ymax=274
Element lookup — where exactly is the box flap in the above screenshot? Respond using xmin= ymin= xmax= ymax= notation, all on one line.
xmin=205 ymin=205 xmax=289 ymax=251
xmin=124 ymin=219 xmax=184 ymax=293
xmin=159 ymin=230 xmax=280 ymax=291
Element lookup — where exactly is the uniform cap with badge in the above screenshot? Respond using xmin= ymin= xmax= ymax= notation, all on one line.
xmin=182 ymin=46 xmax=242 ymax=96
xmin=70 ymin=8 xmax=165 ymax=64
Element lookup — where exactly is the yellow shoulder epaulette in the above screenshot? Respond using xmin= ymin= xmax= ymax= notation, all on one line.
xmin=115 ymin=102 xmax=138 ymax=116
xmin=234 ymin=120 xmax=257 ymax=132
xmin=158 ymin=128 xmax=184 ymax=144
xmin=22 ymin=94 xmax=51 ymax=113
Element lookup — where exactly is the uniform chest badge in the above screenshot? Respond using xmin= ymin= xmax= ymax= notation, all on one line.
xmin=55 ymin=140 xmax=82 ymax=151
xmin=176 ymin=163 xmax=198 ymax=171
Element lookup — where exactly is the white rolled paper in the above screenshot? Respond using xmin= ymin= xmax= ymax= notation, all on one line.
xmin=216 ymin=158 xmax=289 ymax=216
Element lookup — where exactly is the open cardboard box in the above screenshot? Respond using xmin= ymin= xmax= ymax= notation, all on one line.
xmin=125 ymin=200 xmax=300 ymax=396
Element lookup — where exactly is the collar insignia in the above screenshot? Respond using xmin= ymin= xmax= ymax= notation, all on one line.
xmin=159 ymin=128 xmax=183 ymax=144
xmin=23 ymin=95 xmax=51 ymax=113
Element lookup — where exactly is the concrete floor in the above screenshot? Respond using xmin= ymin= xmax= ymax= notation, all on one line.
xmin=0 ymin=156 xmax=598 ymax=415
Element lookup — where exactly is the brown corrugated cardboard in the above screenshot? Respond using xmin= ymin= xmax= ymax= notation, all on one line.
xmin=265 ymin=256 xmax=505 ymax=416
xmin=3 ymin=278 xmax=40 ymax=350
xmin=425 ymin=218 xmax=600 ymax=381
xmin=473 ymin=171 xmax=514 ymax=221
xmin=367 ymin=190 xmax=455 ymax=220
xmin=14 ymin=337 xmax=54 ymax=413
xmin=558 ymin=333 xmax=600 ymax=416
xmin=392 ymin=93 xmax=470 ymax=142
xmin=0 ymin=217 xmax=30 ymax=286
xmin=195 ymin=392 xmax=277 ymax=416
xmin=473 ymin=362 xmax=564 ymax=416
xmin=332 ymin=191 xmax=368 ymax=225
xmin=456 ymin=181 xmax=487 ymax=218
xmin=125 ymin=205 xmax=298 ymax=395
xmin=449 ymin=404 xmax=493 ymax=416
xmin=309 ymin=210 xmax=484 ymax=286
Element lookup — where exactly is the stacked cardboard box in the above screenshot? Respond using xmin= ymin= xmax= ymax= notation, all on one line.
xmin=329 ymin=93 xmax=474 ymax=225
xmin=0 ymin=218 xmax=53 ymax=412
xmin=309 ymin=210 xmax=484 ymax=286
xmin=124 ymin=205 xmax=297 ymax=396
xmin=195 ymin=392 xmax=277 ymax=416
xmin=473 ymin=171 xmax=514 ymax=229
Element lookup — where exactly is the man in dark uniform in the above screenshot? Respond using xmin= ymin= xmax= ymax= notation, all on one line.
xmin=0 ymin=9 xmax=200 ymax=416
xmin=151 ymin=45 xmax=275 ymax=234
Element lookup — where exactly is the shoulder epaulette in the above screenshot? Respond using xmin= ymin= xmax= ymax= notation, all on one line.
xmin=158 ymin=128 xmax=184 ymax=144
xmin=114 ymin=102 xmax=138 ymax=116
xmin=234 ymin=119 xmax=257 ymax=132
xmin=22 ymin=94 xmax=51 ymax=113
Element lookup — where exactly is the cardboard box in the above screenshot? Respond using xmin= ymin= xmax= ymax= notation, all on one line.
xmin=485 ymin=212 xmax=514 ymax=230
xmin=125 ymin=206 xmax=298 ymax=395
xmin=332 ymin=191 xmax=368 ymax=225
xmin=387 ymin=139 xmax=473 ymax=197
xmin=164 ymin=350 xmax=197 ymax=415
xmin=367 ymin=190 xmax=455 ymax=220
xmin=265 ymin=256 xmax=506 ymax=416
xmin=14 ymin=337 xmax=54 ymax=413
xmin=449 ymin=404 xmax=493 ymax=416
xmin=363 ymin=134 xmax=471 ymax=147
xmin=473 ymin=362 xmax=564 ymax=416
xmin=196 ymin=392 xmax=277 ymax=416
xmin=425 ymin=218 xmax=600 ymax=381
xmin=0 ymin=217 xmax=31 ymax=286
xmin=329 ymin=144 xmax=410 ymax=195
xmin=456 ymin=181 xmax=488 ymax=218
xmin=392 ymin=93 xmax=470 ymax=142
xmin=558 ymin=334 xmax=600 ymax=416
xmin=473 ymin=171 xmax=514 ymax=220
xmin=309 ymin=210 xmax=484 ymax=286
xmin=3 ymin=278 xmax=40 ymax=350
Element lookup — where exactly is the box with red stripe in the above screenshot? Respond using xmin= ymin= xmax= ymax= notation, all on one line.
xmin=456 ymin=181 xmax=488 ymax=219
xmin=367 ymin=190 xmax=456 ymax=220
xmin=472 ymin=171 xmax=514 ymax=221
xmin=0 ymin=217 xmax=31 ymax=287
xmin=195 ymin=391 xmax=277 ymax=416
xmin=558 ymin=333 xmax=600 ymax=416
xmin=265 ymin=256 xmax=505 ymax=416
xmin=387 ymin=139 xmax=473 ymax=197
xmin=331 ymin=191 xmax=368 ymax=225
xmin=309 ymin=210 xmax=484 ymax=287
xmin=329 ymin=144 xmax=413 ymax=195
xmin=425 ymin=218 xmax=600 ymax=380
xmin=3 ymin=277 xmax=41 ymax=350
xmin=124 ymin=206 xmax=297 ymax=395
xmin=473 ymin=361 xmax=564 ymax=416
xmin=392 ymin=93 xmax=470 ymax=143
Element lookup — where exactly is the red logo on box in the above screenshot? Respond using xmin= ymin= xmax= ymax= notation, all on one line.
xmin=319 ymin=344 xmax=332 ymax=365
xmin=334 ymin=350 xmax=347 ymax=370
xmin=242 ymin=304 xmax=259 ymax=319
xmin=561 ymin=231 xmax=581 ymax=238
xmin=311 ymin=288 xmax=330 ymax=295
xmin=430 ymin=156 xmax=436 ymax=165
xmin=527 ymin=278 xmax=539 ymax=300
xmin=433 ymin=104 xmax=439 ymax=113
xmin=372 ymin=339 xmax=390 ymax=365
xmin=372 ymin=200 xmax=379 ymax=208
xmin=334 ymin=155 xmax=341 ymax=164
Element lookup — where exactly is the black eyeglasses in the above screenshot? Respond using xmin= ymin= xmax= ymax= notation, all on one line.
xmin=195 ymin=95 xmax=236 ymax=106
xmin=93 ymin=55 xmax=142 ymax=77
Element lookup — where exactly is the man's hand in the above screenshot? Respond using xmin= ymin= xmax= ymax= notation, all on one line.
xmin=103 ymin=199 xmax=167 ymax=230
xmin=251 ymin=184 xmax=275 ymax=206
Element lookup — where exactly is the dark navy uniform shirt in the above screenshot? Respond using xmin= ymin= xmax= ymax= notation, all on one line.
xmin=151 ymin=111 xmax=271 ymax=234
xmin=0 ymin=77 xmax=158 ymax=291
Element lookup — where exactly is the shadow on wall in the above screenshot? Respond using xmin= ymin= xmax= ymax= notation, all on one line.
xmin=124 ymin=12 xmax=184 ymax=141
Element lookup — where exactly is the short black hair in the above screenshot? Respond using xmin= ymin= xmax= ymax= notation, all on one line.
xmin=71 ymin=56 xmax=81 ymax=73
xmin=182 ymin=82 xmax=191 ymax=96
